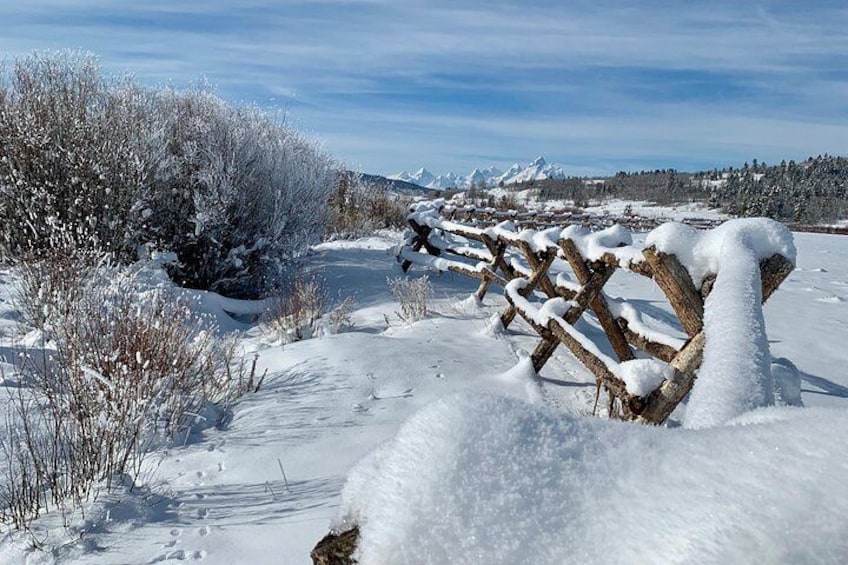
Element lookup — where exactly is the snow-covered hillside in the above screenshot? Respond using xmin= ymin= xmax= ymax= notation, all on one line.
xmin=392 ymin=156 xmax=567 ymax=189
xmin=0 ymin=228 xmax=847 ymax=564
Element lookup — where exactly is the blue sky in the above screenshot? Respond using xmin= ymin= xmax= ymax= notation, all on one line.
xmin=1 ymin=0 xmax=847 ymax=177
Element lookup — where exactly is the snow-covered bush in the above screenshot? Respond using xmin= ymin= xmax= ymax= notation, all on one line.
xmin=140 ymin=88 xmax=336 ymax=295
xmin=0 ymin=266 xmax=235 ymax=531
xmin=263 ymin=276 xmax=356 ymax=342
xmin=326 ymin=171 xmax=409 ymax=238
xmin=0 ymin=52 xmax=155 ymax=262
xmin=387 ymin=275 xmax=433 ymax=323
xmin=12 ymin=234 xmax=113 ymax=335
xmin=0 ymin=51 xmax=336 ymax=297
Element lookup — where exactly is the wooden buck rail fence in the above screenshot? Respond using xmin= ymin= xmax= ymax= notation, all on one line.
xmin=442 ymin=204 xmax=848 ymax=236
xmin=399 ymin=201 xmax=794 ymax=424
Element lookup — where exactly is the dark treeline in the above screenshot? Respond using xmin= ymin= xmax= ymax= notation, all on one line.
xmin=535 ymin=170 xmax=706 ymax=207
xmin=706 ymin=156 xmax=848 ymax=224
xmin=527 ymin=156 xmax=848 ymax=224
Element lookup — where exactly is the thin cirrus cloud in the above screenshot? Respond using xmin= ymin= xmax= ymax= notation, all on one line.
xmin=0 ymin=0 xmax=846 ymax=176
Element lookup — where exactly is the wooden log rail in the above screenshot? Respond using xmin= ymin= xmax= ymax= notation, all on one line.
xmin=442 ymin=203 xmax=733 ymax=233
xmin=398 ymin=200 xmax=794 ymax=424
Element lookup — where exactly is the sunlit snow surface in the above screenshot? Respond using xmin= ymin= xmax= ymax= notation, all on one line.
xmin=0 ymin=228 xmax=845 ymax=564
xmin=342 ymin=393 xmax=848 ymax=565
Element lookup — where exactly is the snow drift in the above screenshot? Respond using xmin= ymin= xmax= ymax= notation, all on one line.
xmin=340 ymin=393 xmax=848 ymax=565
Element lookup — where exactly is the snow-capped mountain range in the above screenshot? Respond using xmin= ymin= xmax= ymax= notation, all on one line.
xmin=390 ymin=156 xmax=567 ymax=189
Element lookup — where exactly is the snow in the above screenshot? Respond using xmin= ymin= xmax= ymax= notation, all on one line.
xmin=340 ymin=393 xmax=848 ymax=565
xmin=646 ymin=218 xmax=796 ymax=286
xmin=561 ymin=223 xmax=644 ymax=267
xmin=619 ymin=359 xmax=673 ymax=396
xmin=684 ymin=225 xmax=775 ymax=428
xmin=584 ymin=200 xmax=728 ymax=223
xmin=606 ymin=297 xmax=687 ymax=350
xmin=642 ymin=219 xmax=796 ymax=428
xmin=771 ymin=357 xmax=803 ymax=407
xmin=1 ymin=221 xmax=847 ymax=564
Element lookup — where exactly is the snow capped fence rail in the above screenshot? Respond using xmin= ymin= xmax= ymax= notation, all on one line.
xmin=400 ymin=200 xmax=795 ymax=424
xmin=443 ymin=203 xmax=721 ymax=232
xmin=442 ymin=203 xmax=848 ymax=236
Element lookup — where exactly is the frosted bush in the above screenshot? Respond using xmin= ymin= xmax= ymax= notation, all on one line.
xmin=0 ymin=258 xmax=246 ymax=531
xmin=0 ymin=50 xmax=336 ymax=297
xmin=387 ymin=275 xmax=433 ymax=324
xmin=143 ymin=89 xmax=336 ymax=295
xmin=264 ymin=277 xmax=356 ymax=342
xmin=326 ymin=171 xmax=409 ymax=238
xmin=322 ymin=296 xmax=356 ymax=335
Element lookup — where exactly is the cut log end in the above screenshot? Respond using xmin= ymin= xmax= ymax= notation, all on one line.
xmin=311 ymin=526 xmax=360 ymax=565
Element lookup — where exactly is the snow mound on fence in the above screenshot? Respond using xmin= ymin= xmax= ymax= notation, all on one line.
xmin=646 ymin=218 xmax=796 ymax=287
xmin=339 ymin=393 xmax=848 ymax=565
xmin=648 ymin=218 xmax=797 ymax=428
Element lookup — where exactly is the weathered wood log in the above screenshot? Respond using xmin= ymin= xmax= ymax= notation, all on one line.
xmin=401 ymin=219 xmax=440 ymax=272
xmin=560 ymin=239 xmax=634 ymax=361
xmin=514 ymin=240 xmax=558 ymax=298
xmin=487 ymin=239 xmax=519 ymax=282
xmin=635 ymin=332 xmax=705 ymax=424
xmin=475 ymin=238 xmax=515 ymax=300
xmin=617 ymin=319 xmax=679 ymax=363
xmin=500 ymin=248 xmax=557 ymax=328
xmin=450 ymin=265 xmax=505 ymax=285
xmin=444 ymin=245 xmax=493 ymax=263
xmin=554 ymin=285 xmax=578 ymax=300
xmin=564 ymin=266 xmax=614 ymax=322
xmin=399 ymin=248 xmax=505 ymax=286
xmin=700 ymin=274 xmax=716 ymax=300
xmin=311 ymin=527 xmax=359 ymax=565
xmin=530 ymin=338 xmax=559 ymax=372
xmin=440 ymin=223 xmax=489 ymax=244
xmin=642 ymin=246 xmax=704 ymax=337
xmin=400 ymin=235 xmax=424 ymax=273
xmin=409 ymin=219 xmax=441 ymax=256
xmin=760 ymin=253 xmax=795 ymax=302
xmin=546 ymin=319 xmax=643 ymax=419
xmin=599 ymin=251 xmax=654 ymax=278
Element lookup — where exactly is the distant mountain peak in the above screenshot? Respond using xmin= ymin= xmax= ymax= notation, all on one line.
xmin=390 ymin=157 xmax=565 ymax=189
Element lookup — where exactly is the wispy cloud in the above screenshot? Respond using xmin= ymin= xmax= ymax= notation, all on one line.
xmin=1 ymin=1 xmax=846 ymax=175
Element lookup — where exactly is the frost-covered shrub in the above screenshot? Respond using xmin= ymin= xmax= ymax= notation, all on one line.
xmin=326 ymin=171 xmax=409 ymax=238
xmin=263 ymin=276 xmax=356 ymax=342
xmin=14 ymin=239 xmax=108 ymax=333
xmin=0 ymin=50 xmax=336 ymax=297
xmin=387 ymin=275 xmax=432 ymax=323
xmin=140 ymin=89 xmax=336 ymax=295
xmin=0 ymin=265 xmax=235 ymax=531
xmin=0 ymin=52 xmax=155 ymax=261
xmin=323 ymin=296 xmax=356 ymax=334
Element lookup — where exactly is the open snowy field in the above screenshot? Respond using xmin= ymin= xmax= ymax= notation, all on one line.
xmin=0 ymin=228 xmax=846 ymax=564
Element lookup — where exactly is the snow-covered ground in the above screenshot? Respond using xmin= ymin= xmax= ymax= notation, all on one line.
xmin=583 ymin=199 xmax=728 ymax=222
xmin=0 ymin=227 xmax=847 ymax=563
